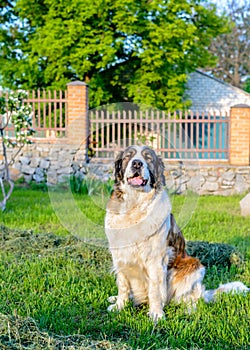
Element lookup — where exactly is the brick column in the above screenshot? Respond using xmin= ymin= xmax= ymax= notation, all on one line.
xmin=230 ymin=104 xmax=250 ymax=165
xmin=67 ymin=81 xmax=89 ymax=161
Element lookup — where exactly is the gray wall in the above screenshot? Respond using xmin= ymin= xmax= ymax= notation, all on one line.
xmin=3 ymin=143 xmax=250 ymax=196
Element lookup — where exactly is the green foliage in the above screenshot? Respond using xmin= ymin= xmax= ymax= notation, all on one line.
xmin=243 ymin=77 xmax=250 ymax=93
xmin=69 ymin=175 xmax=114 ymax=196
xmin=0 ymin=0 xmax=229 ymax=110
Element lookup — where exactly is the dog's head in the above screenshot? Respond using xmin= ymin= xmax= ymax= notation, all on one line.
xmin=114 ymin=145 xmax=165 ymax=195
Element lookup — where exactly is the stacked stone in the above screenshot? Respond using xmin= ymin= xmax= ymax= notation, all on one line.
xmin=165 ymin=165 xmax=250 ymax=195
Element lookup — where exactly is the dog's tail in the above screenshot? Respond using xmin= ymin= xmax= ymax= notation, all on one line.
xmin=203 ymin=281 xmax=250 ymax=303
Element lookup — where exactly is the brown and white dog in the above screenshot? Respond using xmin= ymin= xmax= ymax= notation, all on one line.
xmin=105 ymin=145 xmax=205 ymax=321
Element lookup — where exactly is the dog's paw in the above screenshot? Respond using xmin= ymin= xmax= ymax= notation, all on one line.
xmin=107 ymin=303 xmax=118 ymax=312
xmin=107 ymin=297 xmax=126 ymax=312
xmin=107 ymin=301 xmax=125 ymax=312
xmin=107 ymin=295 xmax=117 ymax=304
xmin=148 ymin=310 xmax=165 ymax=322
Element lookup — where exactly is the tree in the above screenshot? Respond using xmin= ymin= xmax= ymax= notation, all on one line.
xmin=0 ymin=0 xmax=229 ymax=110
xmin=0 ymin=91 xmax=34 ymax=210
xmin=205 ymin=0 xmax=250 ymax=89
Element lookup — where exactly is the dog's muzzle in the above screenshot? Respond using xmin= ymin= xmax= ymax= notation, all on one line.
xmin=127 ymin=159 xmax=148 ymax=187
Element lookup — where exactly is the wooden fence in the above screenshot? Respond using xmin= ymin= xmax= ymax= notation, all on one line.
xmin=25 ymin=90 xmax=67 ymax=138
xmin=89 ymin=109 xmax=229 ymax=161
xmin=2 ymin=90 xmax=67 ymax=138
xmin=1 ymin=82 xmax=250 ymax=165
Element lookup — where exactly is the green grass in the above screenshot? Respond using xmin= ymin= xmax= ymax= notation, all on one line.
xmin=0 ymin=184 xmax=249 ymax=349
xmin=0 ymin=184 xmax=107 ymax=242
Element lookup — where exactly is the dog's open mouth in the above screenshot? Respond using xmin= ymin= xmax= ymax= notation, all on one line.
xmin=127 ymin=173 xmax=148 ymax=187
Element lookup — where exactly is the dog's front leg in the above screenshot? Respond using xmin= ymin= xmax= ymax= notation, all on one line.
xmin=108 ymin=271 xmax=130 ymax=312
xmin=147 ymin=263 xmax=167 ymax=322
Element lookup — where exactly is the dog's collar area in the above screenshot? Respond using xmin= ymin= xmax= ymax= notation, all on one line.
xmin=105 ymin=189 xmax=172 ymax=249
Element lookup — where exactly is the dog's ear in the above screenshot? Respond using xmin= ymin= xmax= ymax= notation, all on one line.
xmin=114 ymin=151 xmax=124 ymax=184
xmin=167 ymin=214 xmax=186 ymax=257
xmin=113 ymin=151 xmax=125 ymax=200
xmin=155 ymin=156 xmax=166 ymax=187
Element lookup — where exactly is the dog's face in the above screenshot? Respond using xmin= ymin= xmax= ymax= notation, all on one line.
xmin=114 ymin=145 xmax=165 ymax=193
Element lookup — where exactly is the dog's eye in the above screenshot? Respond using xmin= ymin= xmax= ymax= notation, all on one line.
xmin=124 ymin=153 xmax=132 ymax=160
xmin=144 ymin=153 xmax=153 ymax=162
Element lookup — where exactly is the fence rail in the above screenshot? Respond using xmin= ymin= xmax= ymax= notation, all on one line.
xmin=89 ymin=109 xmax=229 ymax=161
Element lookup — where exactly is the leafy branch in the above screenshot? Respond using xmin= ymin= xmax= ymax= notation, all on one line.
xmin=0 ymin=91 xmax=35 ymax=210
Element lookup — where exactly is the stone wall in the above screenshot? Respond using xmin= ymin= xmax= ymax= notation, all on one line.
xmin=2 ymin=142 xmax=250 ymax=196
xmin=164 ymin=164 xmax=250 ymax=195
xmin=87 ymin=163 xmax=250 ymax=196
xmin=4 ymin=142 xmax=86 ymax=185
xmin=186 ymin=70 xmax=250 ymax=113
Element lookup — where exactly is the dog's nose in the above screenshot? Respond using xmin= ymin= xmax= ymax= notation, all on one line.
xmin=132 ymin=159 xmax=143 ymax=169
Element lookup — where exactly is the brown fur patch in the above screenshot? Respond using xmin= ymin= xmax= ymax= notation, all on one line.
xmin=171 ymin=254 xmax=203 ymax=282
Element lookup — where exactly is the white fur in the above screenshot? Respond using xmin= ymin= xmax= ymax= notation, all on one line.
xmin=105 ymin=188 xmax=172 ymax=249
xmin=167 ymin=266 xmax=206 ymax=304
xmin=108 ymin=221 xmax=173 ymax=321
xmin=203 ymin=281 xmax=250 ymax=303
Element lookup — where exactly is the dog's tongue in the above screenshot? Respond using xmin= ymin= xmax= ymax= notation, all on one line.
xmin=128 ymin=176 xmax=143 ymax=186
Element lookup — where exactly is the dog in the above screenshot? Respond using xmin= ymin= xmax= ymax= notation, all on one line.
xmin=105 ymin=145 xmax=205 ymax=321
xmin=105 ymin=145 xmax=249 ymax=321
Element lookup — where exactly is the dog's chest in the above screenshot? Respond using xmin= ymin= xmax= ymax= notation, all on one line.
xmin=110 ymin=223 xmax=172 ymax=273
xmin=112 ymin=247 xmax=145 ymax=276
xmin=106 ymin=190 xmax=155 ymax=228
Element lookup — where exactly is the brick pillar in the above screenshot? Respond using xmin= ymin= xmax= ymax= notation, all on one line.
xmin=67 ymin=81 xmax=89 ymax=161
xmin=230 ymin=104 xmax=250 ymax=165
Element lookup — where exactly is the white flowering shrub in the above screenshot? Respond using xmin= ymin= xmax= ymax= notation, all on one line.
xmin=0 ymin=90 xmax=35 ymax=210
xmin=0 ymin=90 xmax=35 ymax=147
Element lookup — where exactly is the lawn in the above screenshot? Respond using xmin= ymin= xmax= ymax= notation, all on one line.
xmin=0 ymin=183 xmax=249 ymax=350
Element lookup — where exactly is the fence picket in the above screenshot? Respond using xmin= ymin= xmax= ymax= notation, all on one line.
xmin=106 ymin=110 xmax=110 ymax=150
xmin=201 ymin=111 xmax=205 ymax=159
xmin=48 ymin=90 xmax=52 ymax=132
xmin=117 ymin=110 xmax=121 ymax=150
xmin=43 ymin=90 xmax=46 ymax=132
xmin=207 ymin=111 xmax=211 ymax=160
xmin=123 ymin=110 xmax=126 ymax=149
xmin=59 ymin=90 xmax=63 ymax=136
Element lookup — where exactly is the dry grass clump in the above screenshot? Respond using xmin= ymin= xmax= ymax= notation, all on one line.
xmin=0 ymin=312 xmax=129 ymax=350
xmin=0 ymin=224 xmax=244 ymax=269
xmin=0 ymin=225 xmax=111 ymax=268
xmin=186 ymin=240 xmax=244 ymax=268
